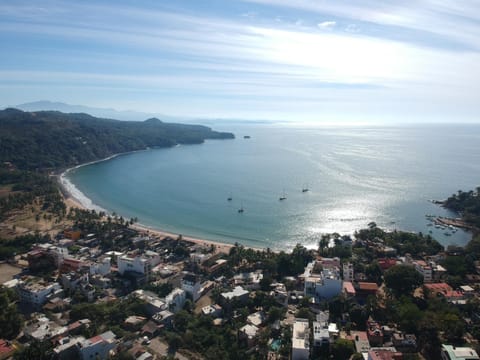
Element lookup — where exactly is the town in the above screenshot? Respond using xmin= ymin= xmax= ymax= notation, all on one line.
xmin=1 ymin=207 xmax=480 ymax=360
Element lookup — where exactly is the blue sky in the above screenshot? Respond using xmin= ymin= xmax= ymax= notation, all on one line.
xmin=1 ymin=0 xmax=480 ymax=123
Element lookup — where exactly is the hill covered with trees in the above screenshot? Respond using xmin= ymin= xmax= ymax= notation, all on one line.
xmin=0 ymin=108 xmax=234 ymax=170
xmin=444 ymin=188 xmax=480 ymax=228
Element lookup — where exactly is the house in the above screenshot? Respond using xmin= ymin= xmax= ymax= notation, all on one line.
xmin=413 ymin=260 xmax=432 ymax=283
xmin=164 ymin=288 xmax=186 ymax=313
xmin=292 ymin=319 xmax=310 ymax=360
xmin=233 ymin=271 xmax=264 ymax=290
xmin=367 ymin=320 xmax=384 ymax=347
xmin=239 ymin=324 xmax=259 ymax=348
xmin=356 ymin=282 xmax=379 ymax=302
xmin=368 ymin=347 xmax=403 ymax=360
xmin=392 ymin=332 xmax=417 ymax=352
xmin=313 ymin=311 xmax=330 ymax=347
xmin=118 ymin=255 xmax=151 ymax=280
xmin=182 ymin=273 xmax=202 ymax=302
xmin=141 ymin=321 xmax=162 ymax=338
xmin=77 ymin=331 xmax=117 ymax=360
xmin=133 ymin=290 xmax=166 ymax=316
xmin=221 ymin=286 xmax=249 ymax=303
xmin=304 ymin=261 xmax=342 ymax=301
xmin=152 ymin=310 xmax=174 ymax=328
xmin=53 ymin=336 xmax=86 ymax=360
xmin=377 ymin=258 xmax=397 ymax=271
xmin=343 ymin=263 xmax=354 ymax=282
xmin=343 ymin=281 xmax=356 ymax=298
xmin=441 ymin=344 xmax=480 ymax=360
xmin=17 ymin=278 xmax=62 ymax=309
xmin=247 ymin=311 xmax=266 ymax=327
xmin=0 ymin=340 xmax=15 ymax=360
xmin=202 ymin=304 xmax=223 ymax=318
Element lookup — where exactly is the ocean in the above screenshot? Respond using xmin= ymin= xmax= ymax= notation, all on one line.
xmin=64 ymin=123 xmax=480 ymax=250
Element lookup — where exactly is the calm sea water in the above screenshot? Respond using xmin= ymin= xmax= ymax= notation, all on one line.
xmin=66 ymin=124 xmax=480 ymax=250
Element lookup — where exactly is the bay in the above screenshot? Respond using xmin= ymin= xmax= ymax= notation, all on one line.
xmin=66 ymin=123 xmax=480 ymax=250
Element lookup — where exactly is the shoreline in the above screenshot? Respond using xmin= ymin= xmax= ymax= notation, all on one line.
xmin=59 ymin=158 xmax=237 ymax=255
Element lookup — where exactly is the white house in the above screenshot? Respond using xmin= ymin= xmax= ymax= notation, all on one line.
xmin=182 ymin=273 xmax=202 ymax=302
xmin=17 ymin=279 xmax=62 ymax=309
xmin=89 ymin=257 xmax=111 ymax=276
xmin=313 ymin=311 xmax=330 ymax=347
xmin=292 ymin=318 xmax=310 ymax=360
xmin=165 ymin=288 xmax=186 ymax=313
xmin=343 ymin=262 xmax=354 ymax=282
xmin=304 ymin=261 xmax=342 ymax=300
xmin=78 ymin=331 xmax=117 ymax=360
xmin=118 ymin=256 xmax=151 ymax=279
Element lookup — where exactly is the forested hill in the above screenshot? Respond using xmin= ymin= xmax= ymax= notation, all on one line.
xmin=444 ymin=188 xmax=480 ymax=228
xmin=0 ymin=108 xmax=234 ymax=170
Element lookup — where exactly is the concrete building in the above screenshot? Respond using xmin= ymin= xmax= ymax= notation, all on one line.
xmin=221 ymin=286 xmax=249 ymax=303
xmin=441 ymin=345 xmax=480 ymax=360
xmin=414 ymin=260 xmax=432 ymax=283
xmin=118 ymin=255 xmax=151 ymax=280
xmin=182 ymin=273 xmax=202 ymax=302
xmin=89 ymin=257 xmax=111 ymax=276
xmin=343 ymin=262 xmax=354 ymax=282
xmin=78 ymin=331 xmax=117 ymax=360
xmin=292 ymin=319 xmax=310 ymax=360
xmin=17 ymin=279 xmax=62 ymax=309
xmin=165 ymin=288 xmax=186 ymax=313
xmin=313 ymin=311 xmax=330 ymax=347
xmin=304 ymin=262 xmax=342 ymax=301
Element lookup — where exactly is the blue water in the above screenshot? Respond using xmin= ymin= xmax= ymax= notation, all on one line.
xmin=67 ymin=124 xmax=480 ymax=250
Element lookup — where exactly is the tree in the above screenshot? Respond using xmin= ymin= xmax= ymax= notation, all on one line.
xmin=384 ymin=265 xmax=423 ymax=297
xmin=365 ymin=261 xmax=383 ymax=284
xmin=331 ymin=339 xmax=355 ymax=360
xmin=0 ymin=287 xmax=23 ymax=339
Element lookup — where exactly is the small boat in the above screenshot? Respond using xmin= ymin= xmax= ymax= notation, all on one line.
xmin=302 ymin=184 xmax=309 ymax=193
xmin=243 ymin=135 xmax=251 ymax=139
xmin=227 ymin=193 xmax=232 ymax=201
xmin=444 ymin=232 xmax=452 ymax=236
xmin=238 ymin=202 xmax=244 ymax=213
xmin=279 ymin=190 xmax=287 ymax=201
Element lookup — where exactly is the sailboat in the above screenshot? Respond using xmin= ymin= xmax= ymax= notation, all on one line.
xmin=238 ymin=203 xmax=244 ymax=213
xmin=227 ymin=193 xmax=233 ymax=201
xmin=302 ymin=184 xmax=309 ymax=193
xmin=279 ymin=190 xmax=287 ymax=201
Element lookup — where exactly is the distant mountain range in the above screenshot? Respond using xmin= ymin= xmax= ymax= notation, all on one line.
xmin=12 ymin=101 xmax=276 ymax=126
xmin=14 ymin=101 xmax=185 ymax=122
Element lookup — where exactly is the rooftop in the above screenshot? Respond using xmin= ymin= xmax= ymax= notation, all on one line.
xmin=442 ymin=344 xmax=480 ymax=360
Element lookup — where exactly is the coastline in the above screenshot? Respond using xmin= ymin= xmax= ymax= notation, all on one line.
xmin=59 ymin=159 xmax=235 ymax=255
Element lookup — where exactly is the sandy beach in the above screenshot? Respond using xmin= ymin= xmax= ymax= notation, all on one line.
xmin=61 ymin=180 xmax=235 ymax=255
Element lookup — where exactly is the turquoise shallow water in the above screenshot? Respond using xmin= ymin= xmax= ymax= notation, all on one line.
xmin=66 ymin=124 xmax=480 ymax=250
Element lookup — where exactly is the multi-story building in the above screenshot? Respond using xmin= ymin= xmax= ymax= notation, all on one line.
xmin=441 ymin=345 xmax=479 ymax=360
xmin=292 ymin=318 xmax=310 ymax=360
xmin=343 ymin=262 xmax=354 ymax=282
xmin=182 ymin=273 xmax=202 ymax=302
xmin=118 ymin=255 xmax=151 ymax=280
xmin=413 ymin=260 xmax=432 ymax=283
xmin=313 ymin=311 xmax=330 ymax=347
xmin=17 ymin=279 xmax=62 ymax=309
xmin=165 ymin=288 xmax=186 ymax=313
xmin=304 ymin=261 xmax=342 ymax=300
xmin=77 ymin=331 xmax=117 ymax=360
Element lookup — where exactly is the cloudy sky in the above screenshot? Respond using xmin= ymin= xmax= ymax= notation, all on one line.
xmin=1 ymin=0 xmax=480 ymax=123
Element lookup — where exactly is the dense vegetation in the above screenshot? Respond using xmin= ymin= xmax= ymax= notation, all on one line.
xmin=0 ymin=168 xmax=66 ymax=221
xmin=0 ymin=108 xmax=234 ymax=170
xmin=444 ymin=188 xmax=480 ymax=228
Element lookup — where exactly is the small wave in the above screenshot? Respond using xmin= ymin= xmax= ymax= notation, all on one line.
xmin=59 ymin=172 xmax=106 ymax=213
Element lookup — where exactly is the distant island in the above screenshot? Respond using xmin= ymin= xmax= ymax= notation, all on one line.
xmin=0 ymin=108 xmax=234 ymax=170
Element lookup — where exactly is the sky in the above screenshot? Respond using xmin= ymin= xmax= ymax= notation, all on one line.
xmin=1 ymin=0 xmax=480 ymax=123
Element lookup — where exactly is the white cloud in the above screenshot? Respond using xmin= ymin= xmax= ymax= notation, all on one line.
xmin=318 ymin=21 xmax=336 ymax=29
